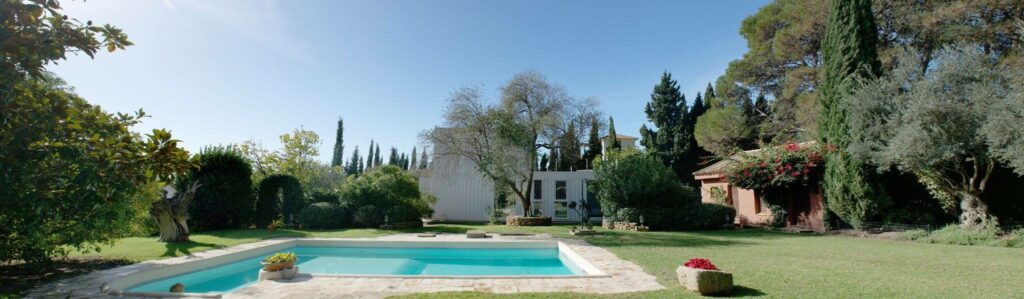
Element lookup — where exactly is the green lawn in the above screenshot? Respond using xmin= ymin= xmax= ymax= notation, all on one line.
xmin=19 ymin=225 xmax=1024 ymax=298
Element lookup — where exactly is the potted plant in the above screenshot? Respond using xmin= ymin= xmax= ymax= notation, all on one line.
xmin=676 ymin=258 xmax=733 ymax=295
xmin=261 ymin=252 xmax=297 ymax=272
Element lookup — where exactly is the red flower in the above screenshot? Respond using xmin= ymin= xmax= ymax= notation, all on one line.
xmin=743 ymin=170 xmax=751 ymax=176
xmin=784 ymin=142 xmax=800 ymax=152
xmin=803 ymin=168 xmax=811 ymax=174
xmin=684 ymin=258 xmax=719 ymax=270
xmin=785 ymin=163 xmax=793 ymax=170
xmin=791 ymin=171 xmax=800 ymax=177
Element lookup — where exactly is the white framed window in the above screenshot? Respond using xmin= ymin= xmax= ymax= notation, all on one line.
xmin=554 ymin=181 xmax=568 ymax=219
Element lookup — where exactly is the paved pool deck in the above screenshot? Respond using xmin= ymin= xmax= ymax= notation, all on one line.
xmin=25 ymin=233 xmax=664 ymax=298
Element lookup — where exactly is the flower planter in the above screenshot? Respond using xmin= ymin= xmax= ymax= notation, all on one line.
xmin=676 ymin=265 xmax=733 ymax=295
xmin=261 ymin=261 xmax=295 ymax=272
xmin=505 ymin=216 xmax=552 ymax=226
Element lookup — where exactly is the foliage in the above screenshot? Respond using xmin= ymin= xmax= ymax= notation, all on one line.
xmin=341 ymin=165 xmax=432 ymax=227
xmin=307 ymin=190 xmax=341 ymax=204
xmin=177 ymin=146 xmax=256 ymax=231
xmin=592 ymin=149 xmax=691 ymax=212
xmin=345 ymin=146 xmax=363 ymax=176
xmin=640 ymin=203 xmax=737 ymax=231
xmin=0 ymin=76 xmax=191 ymax=264
xmin=582 ymin=117 xmax=602 ymax=169
xmin=846 ymin=45 xmax=1024 ymax=229
xmin=640 ymin=72 xmax=698 ymax=184
xmin=262 ymin=252 xmax=297 ymax=264
xmin=694 ymin=106 xmax=752 ymax=158
xmin=253 ymin=174 xmax=305 ymax=228
xmin=726 ymin=142 xmax=826 ymax=190
xmin=606 ymin=116 xmax=621 ymax=150
xmin=237 ymin=128 xmax=331 ymax=192
xmin=297 ymin=202 xmax=347 ymax=229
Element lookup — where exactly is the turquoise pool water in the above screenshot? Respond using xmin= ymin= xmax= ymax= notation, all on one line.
xmin=127 ymin=246 xmax=584 ymax=293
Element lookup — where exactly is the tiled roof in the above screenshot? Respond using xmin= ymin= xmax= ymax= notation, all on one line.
xmin=692 ymin=141 xmax=816 ymax=177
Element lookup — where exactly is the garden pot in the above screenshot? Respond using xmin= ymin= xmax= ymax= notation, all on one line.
xmin=676 ymin=266 xmax=733 ymax=295
xmin=261 ymin=261 xmax=295 ymax=272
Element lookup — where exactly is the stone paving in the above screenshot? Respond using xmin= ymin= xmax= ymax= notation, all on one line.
xmin=25 ymin=233 xmax=664 ymax=298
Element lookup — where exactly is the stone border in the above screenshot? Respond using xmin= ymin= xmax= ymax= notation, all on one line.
xmin=26 ymin=234 xmax=664 ymax=298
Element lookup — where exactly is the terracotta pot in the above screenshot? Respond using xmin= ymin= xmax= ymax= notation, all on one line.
xmin=261 ymin=260 xmax=295 ymax=272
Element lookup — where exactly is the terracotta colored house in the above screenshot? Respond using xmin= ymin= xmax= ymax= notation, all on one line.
xmin=692 ymin=148 xmax=826 ymax=232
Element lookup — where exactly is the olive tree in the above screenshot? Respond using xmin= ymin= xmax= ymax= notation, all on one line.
xmin=846 ymin=45 xmax=1024 ymax=229
xmin=425 ymin=71 xmax=585 ymax=216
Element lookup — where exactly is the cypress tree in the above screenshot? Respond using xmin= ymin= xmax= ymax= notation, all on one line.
xmin=607 ymin=116 xmax=621 ymax=150
xmin=410 ymin=147 xmax=418 ymax=171
xmin=538 ymin=153 xmax=549 ymax=171
xmin=819 ymin=0 xmax=886 ymax=228
xmin=582 ymin=117 xmax=602 ymax=169
xmin=703 ymin=82 xmax=716 ymax=107
xmin=640 ymin=71 xmax=694 ymax=182
xmin=418 ymin=148 xmax=429 ymax=169
xmin=374 ymin=144 xmax=382 ymax=167
xmin=330 ymin=118 xmax=345 ymax=167
xmin=687 ymin=92 xmax=710 ymax=166
xmin=548 ymin=147 xmax=560 ymax=171
xmin=366 ymin=140 xmax=375 ymax=169
xmin=345 ymin=146 xmax=361 ymax=175
xmin=558 ymin=121 xmax=581 ymax=171
xmin=388 ymin=147 xmax=399 ymax=166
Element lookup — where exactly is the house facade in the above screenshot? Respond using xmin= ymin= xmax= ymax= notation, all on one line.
xmin=692 ymin=149 xmax=826 ymax=232
xmin=420 ymin=134 xmax=636 ymax=223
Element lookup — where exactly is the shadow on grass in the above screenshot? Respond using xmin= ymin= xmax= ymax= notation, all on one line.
xmin=710 ymin=286 xmax=767 ymax=297
xmin=197 ymin=229 xmax=311 ymax=240
xmin=161 ymin=240 xmax=224 ymax=257
xmin=0 ymin=257 xmax=132 ymax=298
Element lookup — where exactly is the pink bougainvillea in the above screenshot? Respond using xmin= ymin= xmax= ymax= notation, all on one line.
xmin=725 ymin=142 xmax=831 ymax=190
xmin=684 ymin=258 xmax=719 ymax=271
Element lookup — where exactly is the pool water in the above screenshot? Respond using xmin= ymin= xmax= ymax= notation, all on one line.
xmin=128 ymin=246 xmax=584 ymax=293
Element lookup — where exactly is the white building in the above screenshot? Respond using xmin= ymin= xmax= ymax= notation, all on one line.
xmin=419 ymin=134 xmax=637 ymax=223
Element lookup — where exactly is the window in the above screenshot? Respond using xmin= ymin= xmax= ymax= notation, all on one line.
xmin=554 ymin=181 xmax=567 ymax=219
xmin=754 ymin=189 xmax=764 ymax=214
xmin=531 ymin=200 xmax=544 ymax=216
xmin=585 ymin=180 xmax=602 ymax=216
xmin=555 ymin=181 xmax=566 ymax=199
xmin=533 ymin=180 xmax=542 ymax=199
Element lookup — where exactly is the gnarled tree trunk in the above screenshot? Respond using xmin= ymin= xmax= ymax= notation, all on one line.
xmin=958 ymin=191 xmax=993 ymax=230
xmin=150 ymin=182 xmax=200 ymax=242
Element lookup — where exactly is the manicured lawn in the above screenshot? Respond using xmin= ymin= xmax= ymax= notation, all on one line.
xmin=9 ymin=225 xmax=1024 ymax=298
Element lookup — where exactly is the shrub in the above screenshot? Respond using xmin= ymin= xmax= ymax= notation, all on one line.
xmin=179 ymin=146 xmax=257 ymax=231
xmin=925 ymin=224 xmax=1000 ymax=246
xmin=593 ymin=149 xmax=694 ymax=211
xmin=254 ymin=174 xmax=305 ymax=228
xmin=642 ymin=203 xmax=737 ymax=231
xmin=898 ymin=229 xmax=931 ymax=241
xmin=308 ymin=190 xmax=341 ymax=204
xmin=298 ymin=202 xmax=347 ymax=229
xmin=353 ymin=205 xmax=384 ymax=227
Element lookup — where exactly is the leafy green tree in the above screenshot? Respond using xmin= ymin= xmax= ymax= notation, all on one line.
xmin=1 ymin=2 xmax=191 ymax=263
xmin=254 ymin=174 xmax=304 ymax=227
xmin=607 ymin=116 xmax=621 ymax=150
xmin=330 ymin=118 xmax=344 ymax=167
xmin=694 ymin=106 xmax=752 ymax=158
xmin=341 ymin=165 xmax=433 ymax=226
xmin=819 ymin=0 xmax=887 ymax=228
xmin=178 ymin=147 xmax=256 ymax=231
xmin=582 ymin=117 xmax=602 ymax=169
xmin=846 ymin=45 xmax=1024 ymax=229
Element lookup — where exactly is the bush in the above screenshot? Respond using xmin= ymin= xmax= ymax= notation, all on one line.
xmin=353 ymin=205 xmax=384 ymax=227
xmin=179 ymin=146 xmax=257 ymax=231
xmin=898 ymin=229 xmax=931 ymax=241
xmin=297 ymin=202 xmax=347 ymax=229
xmin=254 ymin=174 xmax=305 ymax=228
xmin=308 ymin=190 xmax=341 ymax=204
xmin=642 ymin=203 xmax=737 ymax=231
xmin=925 ymin=224 xmax=1000 ymax=246
xmin=593 ymin=149 xmax=694 ymax=211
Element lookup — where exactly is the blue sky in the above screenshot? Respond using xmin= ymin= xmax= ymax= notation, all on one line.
xmin=53 ymin=0 xmax=770 ymax=163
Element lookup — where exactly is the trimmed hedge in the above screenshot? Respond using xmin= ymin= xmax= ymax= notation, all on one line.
xmin=178 ymin=146 xmax=257 ymax=231
xmin=254 ymin=174 xmax=305 ymax=228
xmin=297 ymin=202 xmax=348 ymax=229
xmin=353 ymin=205 xmax=384 ymax=227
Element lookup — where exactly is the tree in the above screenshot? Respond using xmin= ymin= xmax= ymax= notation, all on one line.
xmin=819 ymin=0 xmax=887 ymax=229
xmin=607 ymin=116 xmax=622 ymax=150
xmin=418 ymin=147 xmax=429 ymax=169
xmin=557 ymin=121 xmax=581 ymax=171
xmin=694 ymin=106 xmax=753 ymax=158
xmin=640 ymin=72 xmax=696 ymax=182
xmin=410 ymin=147 xmax=418 ymax=171
xmin=331 ymin=118 xmax=344 ymax=167
xmin=345 ymin=146 xmax=362 ymax=175
xmin=366 ymin=140 xmax=375 ymax=169
xmin=150 ymin=182 xmax=200 ymax=242
xmin=374 ymin=144 xmax=383 ymax=167
xmin=388 ymin=147 xmax=399 ymax=166
xmin=253 ymin=174 xmax=304 ymax=227
xmin=539 ymin=153 xmax=549 ymax=171
xmin=177 ymin=146 xmax=257 ymax=231
xmin=582 ymin=117 xmax=602 ymax=169
xmin=846 ymin=45 xmax=1024 ymax=230
xmin=426 ymin=71 xmax=588 ymax=215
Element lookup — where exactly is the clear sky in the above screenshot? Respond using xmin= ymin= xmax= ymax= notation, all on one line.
xmin=53 ymin=0 xmax=770 ymax=163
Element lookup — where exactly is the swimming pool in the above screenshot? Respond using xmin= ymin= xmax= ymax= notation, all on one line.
xmin=112 ymin=240 xmax=601 ymax=295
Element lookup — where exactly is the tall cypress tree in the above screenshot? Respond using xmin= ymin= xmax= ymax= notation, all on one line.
xmin=607 ymin=116 xmax=621 ymax=150
xmin=410 ymin=147 xmax=418 ymax=171
xmin=331 ymin=118 xmax=345 ymax=167
xmin=582 ymin=117 xmax=602 ymax=169
xmin=819 ymin=0 xmax=886 ymax=228
xmin=558 ymin=121 xmax=581 ymax=171
xmin=388 ymin=147 xmax=399 ymax=166
xmin=418 ymin=148 xmax=429 ymax=169
xmin=345 ymin=146 xmax=361 ymax=175
xmin=548 ymin=147 xmax=560 ymax=171
xmin=374 ymin=144 xmax=382 ymax=167
xmin=366 ymin=140 xmax=375 ymax=169
xmin=538 ymin=153 xmax=549 ymax=171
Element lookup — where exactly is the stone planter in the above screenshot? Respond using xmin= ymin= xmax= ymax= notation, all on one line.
xmin=506 ymin=216 xmax=552 ymax=226
xmin=602 ymin=216 xmax=616 ymax=229
xmin=258 ymin=266 xmax=299 ymax=281
xmin=676 ymin=266 xmax=733 ymax=295
xmin=261 ymin=260 xmax=295 ymax=272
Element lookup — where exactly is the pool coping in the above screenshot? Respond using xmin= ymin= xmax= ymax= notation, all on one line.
xmin=26 ymin=234 xmax=664 ymax=298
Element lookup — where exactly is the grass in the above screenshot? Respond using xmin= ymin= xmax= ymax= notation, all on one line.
xmin=8 ymin=225 xmax=1024 ymax=298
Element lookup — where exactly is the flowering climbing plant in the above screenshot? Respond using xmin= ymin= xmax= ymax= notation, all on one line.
xmin=683 ymin=258 xmax=719 ymax=271
xmin=726 ymin=142 xmax=831 ymax=190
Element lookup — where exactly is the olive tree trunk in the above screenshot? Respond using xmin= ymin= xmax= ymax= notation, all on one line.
xmin=958 ymin=191 xmax=993 ymax=230
xmin=150 ymin=182 xmax=201 ymax=242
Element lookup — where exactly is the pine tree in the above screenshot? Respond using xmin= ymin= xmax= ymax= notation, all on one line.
xmin=538 ymin=153 xmax=549 ymax=171
xmin=582 ymin=117 xmax=602 ymax=169
xmin=366 ymin=140 xmax=375 ymax=169
xmin=330 ymin=118 xmax=345 ymax=167
xmin=548 ymin=146 xmax=560 ymax=171
xmin=557 ymin=121 xmax=581 ymax=171
xmin=345 ymin=146 xmax=361 ymax=175
xmin=607 ymin=116 xmax=622 ymax=150
xmin=410 ymin=147 xmax=418 ymax=171
xmin=640 ymin=72 xmax=695 ymax=182
xmin=401 ymin=153 xmax=409 ymax=170
xmin=704 ymin=82 xmax=716 ymax=107
xmin=418 ymin=148 xmax=429 ymax=169
xmin=357 ymin=155 xmax=364 ymax=174
xmin=819 ymin=0 xmax=886 ymax=228
xmin=374 ymin=144 xmax=382 ymax=167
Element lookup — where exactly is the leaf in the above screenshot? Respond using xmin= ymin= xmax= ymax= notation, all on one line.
xmin=107 ymin=43 xmax=116 ymax=53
